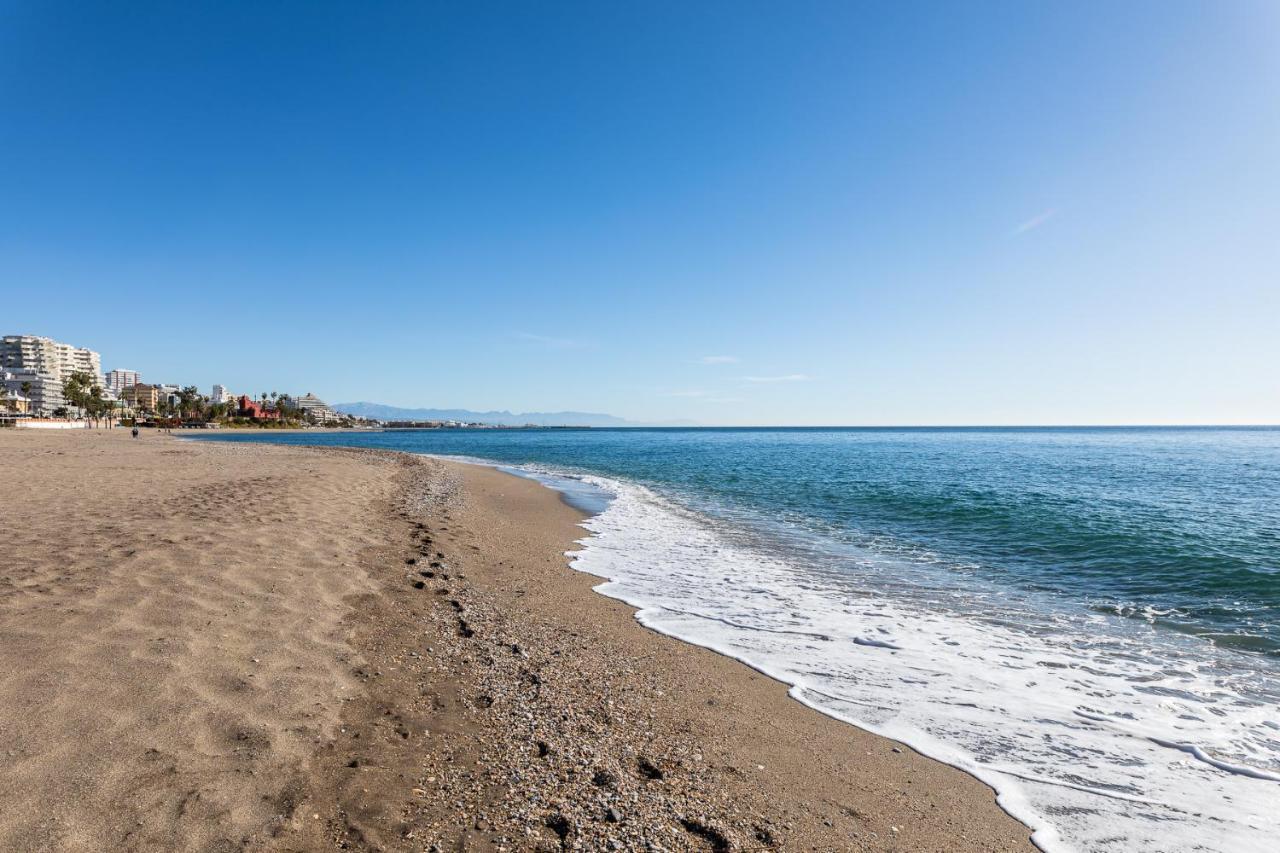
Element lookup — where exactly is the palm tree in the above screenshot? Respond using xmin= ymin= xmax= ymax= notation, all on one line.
xmin=62 ymin=372 xmax=95 ymax=421
xmin=87 ymin=385 xmax=104 ymax=427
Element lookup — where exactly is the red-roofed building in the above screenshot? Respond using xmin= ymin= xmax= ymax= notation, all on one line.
xmin=237 ymin=395 xmax=280 ymax=420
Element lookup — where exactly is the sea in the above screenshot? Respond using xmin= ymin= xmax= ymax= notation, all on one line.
xmin=188 ymin=426 xmax=1280 ymax=852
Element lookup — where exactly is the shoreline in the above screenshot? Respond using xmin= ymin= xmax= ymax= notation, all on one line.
xmin=442 ymin=452 xmax=1052 ymax=850
xmin=1 ymin=429 xmax=1033 ymax=850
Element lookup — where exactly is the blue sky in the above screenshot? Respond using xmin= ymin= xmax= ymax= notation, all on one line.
xmin=2 ymin=1 xmax=1277 ymax=425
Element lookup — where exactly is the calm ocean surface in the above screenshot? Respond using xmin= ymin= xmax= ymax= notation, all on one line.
xmin=191 ymin=427 xmax=1280 ymax=852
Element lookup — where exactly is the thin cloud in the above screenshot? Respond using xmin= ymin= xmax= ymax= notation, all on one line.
xmin=1012 ymin=208 xmax=1057 ymax=236
xmin=706 ymin=396 xmax=745 ymax=403
xmin=697 ymin=355 xmax=740 ymax=364
xmin=740 ymin=373 xmax=812 ymax=383
xmin=515 ymin=332 xmax=584 ymax=349
xmin=662 ymin=390 xmax=708 ymax=398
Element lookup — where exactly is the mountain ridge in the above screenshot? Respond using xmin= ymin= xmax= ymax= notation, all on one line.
xmin=333 ymin=401 xmax=688 ymax=427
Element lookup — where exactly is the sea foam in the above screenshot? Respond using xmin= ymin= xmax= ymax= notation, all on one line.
xmin=552 ymin=472 xmax=1280 ymax=853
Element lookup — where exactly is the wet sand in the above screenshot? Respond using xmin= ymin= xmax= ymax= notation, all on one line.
xmin=0 ymin=429 xmax=1032 ymax=851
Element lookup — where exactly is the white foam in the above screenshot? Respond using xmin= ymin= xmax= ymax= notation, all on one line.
xmin=558 ymin=473 xmax=1280 ymax=853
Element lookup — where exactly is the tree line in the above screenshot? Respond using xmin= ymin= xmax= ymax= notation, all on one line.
xmin=55 ymin=374 xmax=341 ymax=427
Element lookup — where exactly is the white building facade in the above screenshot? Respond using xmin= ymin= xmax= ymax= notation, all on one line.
xmin=155 ymin=384 xmax=181 ymax=409
xmin=105 ymin=369 xmax=141 ymax=395
xmin=0 ymin=335 xmax=103 ymax=416
xmin=295 ymin=393 xmax=339 ymax=423
xmin=0 ymin=335 xmax=102 ymax=387
xmin=0 ymin=369 xmax=66 ymax=416
xmin=211 ymin=384 xmax=233 ymax=403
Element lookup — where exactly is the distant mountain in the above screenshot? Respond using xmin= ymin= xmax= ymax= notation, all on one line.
xmin=333 ymin=402 xmax=650 ymax=427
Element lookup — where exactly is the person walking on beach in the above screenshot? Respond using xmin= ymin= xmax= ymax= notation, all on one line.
xmin=131 ymin=426 xmax=139 ymax=439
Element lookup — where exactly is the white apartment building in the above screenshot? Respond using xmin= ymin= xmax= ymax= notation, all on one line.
xmin=156 ymin=383 xmax=181 ymax=409
xmin=295 ymin=392 xmax=340 ymax=423
xmin=105 ymin=369 xmax=141 ymax=395
xmin=211 ymin=384 xmax=233 ymax=403
xmin=0 ymin=369 xmax=66 ymax=416
xmin=0 ymin=335 xmax=102 ymax=387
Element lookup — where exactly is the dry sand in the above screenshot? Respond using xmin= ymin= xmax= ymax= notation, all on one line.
xmin=0 ymin=429 xmax=1033 ymax=852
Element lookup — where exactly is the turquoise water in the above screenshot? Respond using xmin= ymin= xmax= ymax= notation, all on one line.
xmin=191 ymin=427 xmax=1280 ymax=851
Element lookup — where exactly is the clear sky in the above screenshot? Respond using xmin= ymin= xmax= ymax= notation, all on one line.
xmin=2 ymin=1 xmax=1277 ymax=425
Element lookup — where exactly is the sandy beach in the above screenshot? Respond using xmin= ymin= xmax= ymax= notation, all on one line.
xmin=0 ymin=429 xmax=1032 ymax=852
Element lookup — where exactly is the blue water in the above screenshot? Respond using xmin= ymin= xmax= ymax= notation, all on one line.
xmin=189 ymin=427 xmax=1280 ymax=851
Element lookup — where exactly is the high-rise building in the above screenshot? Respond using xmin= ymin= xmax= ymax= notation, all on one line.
xmin=0 ymin=335 xmax=102 ymax=387
xmin=0 ymin=335 xmax=103 ymax=416
xmin=105 ymin=369 xmax=141 ymax=395
xmin=211 ymin=384 xmax=233 ymax=403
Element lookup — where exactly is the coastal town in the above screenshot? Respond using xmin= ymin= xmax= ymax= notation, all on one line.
xmin=0 ymin=333 xmax=500 ymax=430
xmin=0 ymin=333 xmax=360 ymax=429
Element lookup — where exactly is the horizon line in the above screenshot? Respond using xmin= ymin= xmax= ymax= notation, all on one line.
xmin=374 ymin=423 xmax=1279 ymax=429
